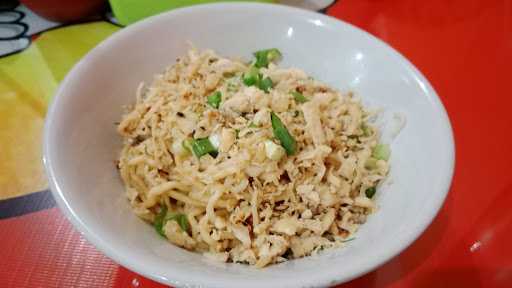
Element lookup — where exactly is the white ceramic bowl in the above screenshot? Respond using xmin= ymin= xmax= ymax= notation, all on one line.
xmin=43 ymin=3 xmax=454 ymax=288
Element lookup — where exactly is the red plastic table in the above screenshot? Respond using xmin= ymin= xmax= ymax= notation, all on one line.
xmin=1 ymin=1 xmax=510 ymax=287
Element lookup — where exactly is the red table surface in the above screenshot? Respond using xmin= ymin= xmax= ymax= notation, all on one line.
xmin=1 ymin=0 xmax=511 ymax=287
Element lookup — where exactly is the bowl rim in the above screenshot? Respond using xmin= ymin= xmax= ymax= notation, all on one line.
xmin=43 ymin=2 xmax=455 ymax=287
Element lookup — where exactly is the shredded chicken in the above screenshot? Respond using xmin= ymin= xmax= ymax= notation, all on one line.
xmin=117 ymin=48 xmax=390 ymax=267
xmin=271 ymin=217 xmax=302 ymax=236
xmin=302 ymin=100 xmax=326 ymax=147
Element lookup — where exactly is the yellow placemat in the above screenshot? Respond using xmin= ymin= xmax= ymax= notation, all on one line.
xmin=0 ymin=22 xmax=119 ymax=199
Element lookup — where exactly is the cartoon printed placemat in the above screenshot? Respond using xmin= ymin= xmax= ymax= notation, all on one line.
xmin=1 ymin=1 xmax=511 ymax=287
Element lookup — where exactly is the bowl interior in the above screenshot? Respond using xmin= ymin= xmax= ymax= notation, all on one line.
xmin=44 ymin=3 xmax=454 ymax=288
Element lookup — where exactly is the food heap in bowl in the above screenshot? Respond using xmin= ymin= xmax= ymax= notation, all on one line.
xmin=116 ymin=47 xmax=390 ymax=267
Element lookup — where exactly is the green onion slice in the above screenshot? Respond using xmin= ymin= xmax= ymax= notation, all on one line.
xmin=258 ymin=76 xmax=273 ymax=93
xmin=207 ymin=91 xmax=222 ymax=109
xmin=154 ymin=206 xmax=190 ymax=236
xmin=242 ymin=65 xmax=273 ymax=93
xmin=270 ymin=112 xmax=297 ymax=155
xmin=365 ymin=187 xmax=377 ymax=198
xmin=154 ymin=206 xmax=168 ymax=237
xmin=191 ymin=138 xmax=218 ymax=158
xmin=254 ymin=48 xmax=282 ymax=68
xmin=291 ymin=91 xmax=308 ymax=103
xmin=372 ymin=144 xmax=390 ymax=161
xmin=242 ymin=66 xmax=260 ymax=86
xmin=174 ymin=214 xmax=190 ymax=232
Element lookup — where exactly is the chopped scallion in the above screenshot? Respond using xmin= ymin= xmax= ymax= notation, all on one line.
xmin=191 ymin=138 xmax=218 ymax=158
xmin=242 ymin=66 xmax=259 ymax=86
xmin=174 ymin=214 xmax=189 ymax=232
xmin=258 ymin=76 xmax=273 ymax=93
xmin=208 ymin=134 xmax=221 ymax=150
xmin=154 ymin=206 xmax=168 ymax=237
xmin=365 ymin=187 xmax=377 ymax=198
xmin=291 ymin=91 xmax=308 ymax=103
xmin=270 ymin=112 xmax=297 ymax=155
xmin=154 ymin=206 xmax=190 ymax=236
xmin=207 ymin=91 xmax=222 ymax=109
xmin=253 ymin=48 xmax=282 ymax=68
xmin=165 ymin=213 xmax=189 ymax=232
xmin=372 ymin=144 xmax=390 ymax=161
